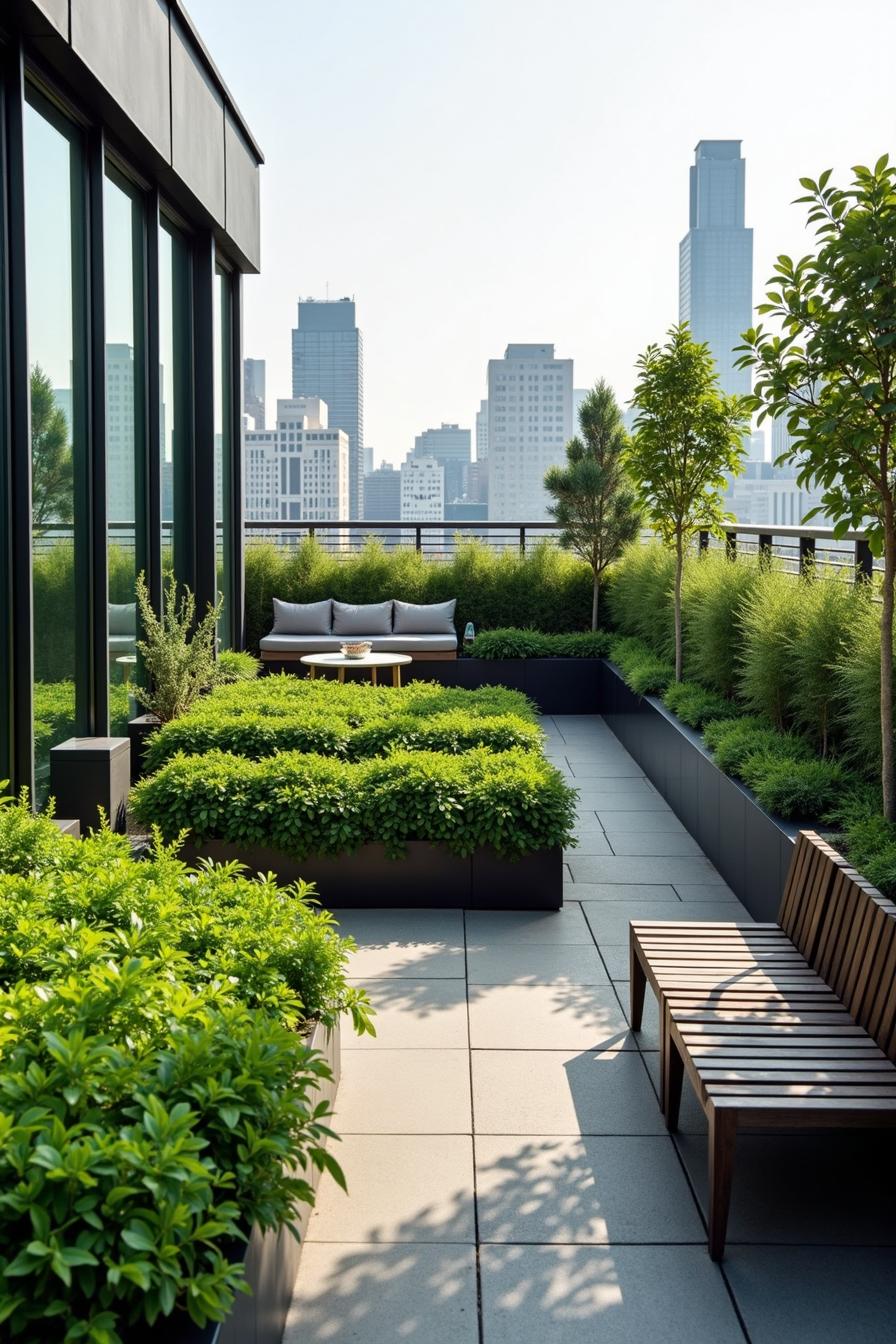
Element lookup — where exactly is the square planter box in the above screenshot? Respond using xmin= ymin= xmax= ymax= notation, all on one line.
xmin=180 ymin=839 xmax=563 ymax=910
xmin=156 ymin=1016 xmax=341 ymax=1344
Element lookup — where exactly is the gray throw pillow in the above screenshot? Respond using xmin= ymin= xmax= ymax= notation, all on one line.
xmin=272 ymin=598 xmax=333 ymax=635
xmin=393 ymin=599 xmax=457 ymax=635
xmin=108 ymin=602 xmax=136 ymax=636
xmin=332 ymin=600 xmax=393 ymax=635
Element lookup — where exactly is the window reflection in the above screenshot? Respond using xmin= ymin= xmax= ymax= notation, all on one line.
xmin=213 ymin=267 xmax=232 ymax=646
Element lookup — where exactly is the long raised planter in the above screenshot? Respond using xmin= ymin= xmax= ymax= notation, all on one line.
xmin=162 ymin=1016 xmax=341 ymax=1344
xmin=598 ymin=661 xmax=797 ymax=922
xmin=181 ymin=839 xmax=563 ymax=910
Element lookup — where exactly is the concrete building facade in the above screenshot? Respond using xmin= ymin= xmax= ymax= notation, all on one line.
xmin=412 ymin=423 xmax=471 ymax=503
xmin=486 ymin=344 xmax=573 ymax=519
xmin=291 ymin=298 xmax=364 ymax=520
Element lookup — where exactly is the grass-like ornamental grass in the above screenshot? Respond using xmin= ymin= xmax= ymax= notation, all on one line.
xmin=0 ymin=799 xmax=372 ymax=1342
xmin=469 ymin=628 xmax=610 ymax=658
xmin=608 ymin=635 xmax=675 ymax=695
xmin=144 ymin=676 xmax=540 ymax=771
xmin=132 ymin=746 xmax=578 ymax=860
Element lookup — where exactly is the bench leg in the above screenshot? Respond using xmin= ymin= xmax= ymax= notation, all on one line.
xmin=707 ymin=1106 xmax=737 ymax=1261
xmin=663 ymin=1023 xmax=684 ymax=1131
xmin=629 ymin=941 xmax=647 ymax=1032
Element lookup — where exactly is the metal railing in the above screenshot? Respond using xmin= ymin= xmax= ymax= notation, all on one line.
xmin=244 ymin=519 xmax=565 ymax=557
xmin=701 ymin=523 xmax=876 ymax=580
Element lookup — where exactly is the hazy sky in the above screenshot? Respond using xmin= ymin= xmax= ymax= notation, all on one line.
xmin=189 ymin=0 xmax=896 ymax=465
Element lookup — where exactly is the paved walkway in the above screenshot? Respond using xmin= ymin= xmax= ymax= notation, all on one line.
xmin=285 ymin=715 xmax=896 ymax=1344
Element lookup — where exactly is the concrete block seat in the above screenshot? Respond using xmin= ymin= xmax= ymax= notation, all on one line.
xmin=260 ymin=597 xmax=458 ymax=663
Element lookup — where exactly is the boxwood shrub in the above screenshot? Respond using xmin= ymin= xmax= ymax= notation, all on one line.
xmin=144 ymin=677 xmax=540 ymax=771
xmin=131 ymin=746 xmax=578 ymax=860
xmin=469 ymin=628 xmax=610 ymax=658
xmin=0 ymin=798 xmax=372 ymax=1342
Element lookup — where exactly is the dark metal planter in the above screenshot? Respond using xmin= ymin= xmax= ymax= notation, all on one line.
xmin=180 ymin=839 xmax=563 ymax=910
xmin=598 ymin=661 xmax=797 ymax=921
xmin=48 ymin=737 xmax=130 ymax=832
xmin=128 ymin=714 xmax=161 ymax=784
xmin=160 ymin=1017 xmax=341 ymax=1344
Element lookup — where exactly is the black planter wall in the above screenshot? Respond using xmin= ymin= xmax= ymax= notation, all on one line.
xmin=598 ymin=662 xmax=796 ymax=921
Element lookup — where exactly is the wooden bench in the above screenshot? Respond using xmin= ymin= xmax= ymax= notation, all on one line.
xmin=630 ymin=832 xmax=896 ymax=1259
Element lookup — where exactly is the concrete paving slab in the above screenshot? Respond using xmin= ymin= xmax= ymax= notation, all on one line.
xmin=467 ymin=983 xmax=633 ymax=1051
xmin=334 ymin=1049 xmax=472 ymax=1133
xmin=344 ymin=979 xmax=469 ymax=1049
xmin=466 ymin=943 xmax=610 ymax=987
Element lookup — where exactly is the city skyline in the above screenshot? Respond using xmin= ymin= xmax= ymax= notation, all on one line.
xmin=188 ymin=0 xmax=895 ymax=469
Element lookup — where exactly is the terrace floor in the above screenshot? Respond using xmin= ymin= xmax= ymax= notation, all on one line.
xmin=285 ymin=715 xmax=896 ymax=1344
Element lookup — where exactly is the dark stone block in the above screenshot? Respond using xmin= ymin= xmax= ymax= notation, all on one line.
xmin=128 ymin=714 xmax=161 ymax=784
xmin=49 ymin=737 xmax=130 ymax=833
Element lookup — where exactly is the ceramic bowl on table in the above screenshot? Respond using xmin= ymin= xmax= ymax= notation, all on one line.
xmin=340 ymin=641 xmax=372 ymax=660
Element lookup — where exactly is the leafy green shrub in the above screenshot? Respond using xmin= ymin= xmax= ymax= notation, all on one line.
xmin=838 ymin=587 xmax=892 ymax=777
xmin=144 ymin=676 xmax=538 ymax=771
xmin=214 ymin=649 xmax=262 ymax=683
xmin=245 ymin=536 xmax=594 ymax=652
xmin=131 ymin=747 xmax=577 ymax=860
xmin=741 ymin=753 xmax=850 ymax=818
xmin=469 ymin=627 xmax=610 ymax=658
xmin=737 ymin=568 xmax=802 ymax=729
xmin=135 ymin=572 xmax=222 ymax=722
xmin=788 ymin=569 xmax=857 ymax=755
xmin=609 ymin=635 xmax=675 ymax=696
xmin=837 ymin=808 xmax=896 ymax=895
xmin=604 ymin=543 xmax=676 ymax=658
xmin=702 ymin=716 xmax=812 ymax=776
xmin=680 ymin=551 xmax=759 ymax=696
xmin=0 ymin=789 xmax=63 ymax=874
xmin=663 ymin=680 xmax=736 ymax=729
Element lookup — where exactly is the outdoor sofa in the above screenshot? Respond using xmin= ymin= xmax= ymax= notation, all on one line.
xmin=259 ymin=597 xmax=458 ymax=663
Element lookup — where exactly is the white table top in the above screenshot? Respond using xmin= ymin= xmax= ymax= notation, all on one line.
xmin=300 ymin=652 xmax=413 ymax=668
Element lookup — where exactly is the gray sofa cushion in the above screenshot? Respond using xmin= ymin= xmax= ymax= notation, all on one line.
xmin=109 ymin=602 xmax=136 ymax=636
xmin=272 ymin=597 xmax=332 ymax=635
xmin=260 ymin=635 xmax=345 ymax=653
xmin=260 ymin=632 xmax=457 ymax=655
xmin=333 ymin=600 xmax=392 ymax=635
xmin=393 ymin=598 xmax=457 ymax=635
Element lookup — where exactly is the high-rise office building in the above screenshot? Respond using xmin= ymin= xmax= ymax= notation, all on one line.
xmin=364 ymin=462 xmax=401 ymax=519
xmin=475 ymin=399 xmax=488 ymax=461
xmin=291 ymin=298 xmax=364 ymax=520
xmin=411 ymin=423 xmax=471 ymax=503
xmin=244 ymin=358 xmax=266 ymax=430
xmin=105 ymin=344 xmax=135 ymax=524
xmin=679 ymin=140 xmax=753 ymax=397
xmin=572 ymin=388 xmax=589 ymax=438
xmin=486 ymin=344 xmax=573 ymax=519
xmin=401 ymin=456 xmax=444 ymax=546
xmin=244 ymin=396 xmax=348 ymax=524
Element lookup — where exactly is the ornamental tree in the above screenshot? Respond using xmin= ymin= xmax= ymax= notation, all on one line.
xmin=544 ymin=380 xmax=641 ymax=629
xmin=628 ymin=324 xmax=749 ymax=681
xmin=735 ymin=157 xmax=896 ymax=819
xmin=30 ymin=364 xmax=73 ymax=534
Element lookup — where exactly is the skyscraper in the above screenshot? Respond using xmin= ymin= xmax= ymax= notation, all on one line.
xmin=412 ymin=423 xmax=471 ymax=502
xmin=291 ymin=298 xmax=364 ymax=520
xmin=243 ymin=358 xmax=266 ymax=430
xmin=486 ymin=344 xmax=573 ymax=519
xmin=679 ymin=140 xmax=753 ymax=396
xmin=244 ymin=396 xmax=348 ymax=524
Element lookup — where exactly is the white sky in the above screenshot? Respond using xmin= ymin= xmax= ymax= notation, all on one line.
xmin=188 ymin=0 xmax=896 ymax=465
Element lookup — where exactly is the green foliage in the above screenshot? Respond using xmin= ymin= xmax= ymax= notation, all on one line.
xmin=702 ymin=716 xmax=812 ymax=777
xmin=32 ymin=545 xmax=134 ymax=683
xmin=131 ymin=747 xmax=578 ymax=861
xmin=662 ymin=680 xmax=735 ymax=730
xmin=838 ymin=588 xmax=896 ymax=774
xmin=469 ymin=628 xmax=610 ymax=659
xmin=244 ymin=536 xmax=594 ymax=653
xmin=135 ymin=572 xmax=222 ymax=723
xmin=214 ymin=649 xmax=262 ymax=684
xmin=604 ymin=543 xmax=676 ymax=658
xmin=741 ymin=753 xmax=849 ymax=819
xmin=737 ymin=568 xmax=802 ymax=729
xmin=789 ymin=569 xmax=857 ymax=754
xmin=544 ymin=379 xmax=642 ymax=628
xmin=30 ymin=363 xmax=73 ymax=533
xmin=0 ymin=797 xmax=374 ymax=1341
xmin=34 ymin=681 xmax=131 ymax=762
xmin=144 ymin=677 xmax=539 ymax=771
xmin=609 ymin=636 xmax=675 ymax=696
xmin=680 ymin=552 xmax=759 ymax=697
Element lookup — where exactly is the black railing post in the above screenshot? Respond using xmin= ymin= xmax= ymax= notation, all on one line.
xmin=725 ymin=530 xmax=737 ymax=560
xmin=520 ymin=526 xmax=526 ymax=556
xmin=758 ymin=534 xmax=773 ymax=569
xmin=415 ymin=527 xmax=422 ymax=553
xmin=799 ymin=535 xmax=816 ymax=574
xmin=308 ymin=525 xmax=315 ymax=541
xmin=698 ymin=530 xmax=710 ymax=554
xmin=855 ymin=538 xmax=873 ymax=581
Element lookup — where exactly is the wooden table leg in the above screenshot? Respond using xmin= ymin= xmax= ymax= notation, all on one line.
xmin=371 ymin=667 xmax=378 ymax=686
xmin=338 ymin=667 xmax=345 ymax=684
xmin=393 ymin=665 xmax=401 ymax=688
xmin=308 ymin=666 xmax=316 ymax=679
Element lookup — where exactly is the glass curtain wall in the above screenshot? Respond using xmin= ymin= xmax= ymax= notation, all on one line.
xmin=23 ymin=91 xmax=84 ymax=804
xmin=158 ymin=219 xmax=191 ymax=586
xmin=213 ymin=266 xmax=233 ymax=646
xmin=103 ymin=168 xmax=144 ymax=734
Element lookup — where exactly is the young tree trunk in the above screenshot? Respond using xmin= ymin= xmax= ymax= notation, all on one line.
xmin=881 ymin=510 xmax=896 ymax=821
xmin=674 ymin=532 xmax=684 ymax=683
xmin=591 ymin=573 xmax=599 ymax=631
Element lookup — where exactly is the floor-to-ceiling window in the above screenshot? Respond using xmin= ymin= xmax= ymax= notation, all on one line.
xmin=103 ymin=166 xmax=144 ymax=734
xmin=159 ymin=218 xmax=191 ymax=586
xmin=213 ymin=265 xmax=233 ymax=646
xmin=23 ymin=89 xmax=84 ymax=804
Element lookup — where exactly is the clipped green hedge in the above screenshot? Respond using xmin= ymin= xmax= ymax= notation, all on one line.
xmin=144 ymin=676 xmax=539 ymax=772
xmin=245 ymin=536 xmax=594 ymax=652
xmin=132 ymin=746 xmax=578 ymax=860
xmin=609 ymin=635 xmax=675 ymax=695
xmin=469 ymin=628 xmax=610 ymax=659
xmin=662 ymin=680 xmax=736 ymax=730
xmin=0 ymin=798 xmax=371 ymax=1342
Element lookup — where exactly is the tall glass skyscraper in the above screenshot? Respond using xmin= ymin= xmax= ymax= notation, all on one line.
xmin=679 ymin=141 xmax=753 ymax=397
xmin=291 ymin=299 xmax=364 ymax=519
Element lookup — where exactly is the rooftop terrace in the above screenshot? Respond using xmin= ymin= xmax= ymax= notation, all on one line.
xmin=285 ymin=715 xmax=896 ymax=1344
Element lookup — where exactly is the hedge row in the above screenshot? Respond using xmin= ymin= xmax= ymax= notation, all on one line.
xmin=131 ymin=746 xmax=578 ymax=860
xmin=0 ymin=798 xmax=371 ymax=1342
xmin=144 ymin=677 xmax=539 ymax=771
xmin=469 ymin=628 xmax=610 ymax=659
xmin=244 ymin=537 xmax=594 ymax=651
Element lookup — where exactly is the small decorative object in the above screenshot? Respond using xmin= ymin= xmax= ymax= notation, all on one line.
xmin=463 ymin=621 xmax=475 ymax=656
xmin=340 ymin=640 xmax=372 ymax=659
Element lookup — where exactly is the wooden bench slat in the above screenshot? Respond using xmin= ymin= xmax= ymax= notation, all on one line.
xmin=705 ymin=1083 xmax=896 ymax=1098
